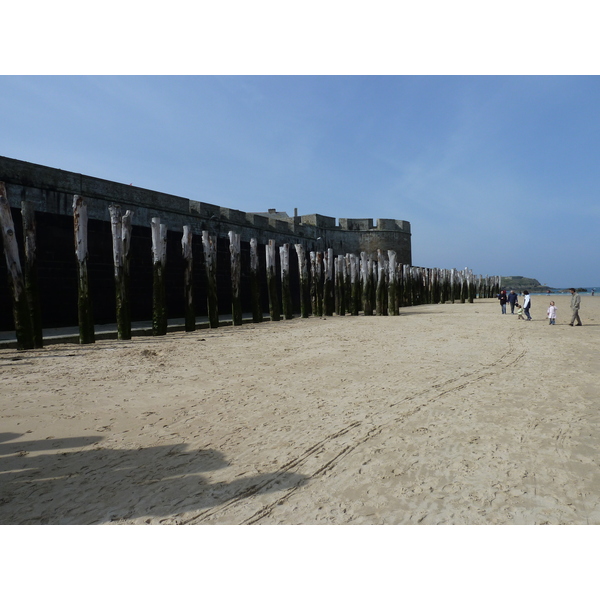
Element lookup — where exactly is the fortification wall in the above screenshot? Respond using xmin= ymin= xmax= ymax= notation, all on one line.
xmin=0 ymin=155 xmax=412 ymax=330
xmin=0 ymin=156 xmax=411 ymax=262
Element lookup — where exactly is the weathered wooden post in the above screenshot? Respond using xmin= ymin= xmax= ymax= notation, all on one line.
xmin=73 ymin=195 xmax=95 ymax=344
xmin=324 ymin=248 xmax=334 ymax=316
xmin=344 ymin=254 xmax=352 ymax=313
xmin=424 ymin=268 xmax=432 ymax=304
xmin=0 ymin=183 xmax=34 ymax=349
xmin=202 ymin=230 xmax=219 ymax=328
xmin=335 ymin=255 xmax=345 ymax=316
xmin=401 ymin=264 xmax=409 ymax=306
xmin=460 ymin=269 xmax=467 ymax=303
xmin=121 ymin=209 xmax=133 ymax=334
xmin=416 ymin=267 xmax=424 ymax=305
xmin=151 ymin=217 xmax=168 ymax=336
xmin=387 ymin=250 xmax=398 ymax=316
xmin=443 ymin=269 xmax=451 ymax=304
xmin=334 ymin=256 xmax=341 ymax=316
xmin=109 ymin=205 xmax=133 ymax=340
xmin=467 ymin=269 xmax=475 ymax=303
xmin=266 ymin=239 xmax=280 ymax=321
xmin=21 ymin=200 xmax=43 ymax=347
xmin=182 ymin=225 xmax=195 ymax=332
xmin=309 ymin=251 xmax=317 ymax=316
xmin=316 ymin=252 xmax=324 ymax=316
xmin=279 ymin=243 xmax=293 ymax=320
xmin=295 ymin=243 xmax=309 ymax=318
xmin=249 ymin=238 xmax=263 ymax=323
xmin=376 ymin=249 xmax=386 ymax=316
xmin=109 ymin=205 xmax=124 ymax=337
xmin=433 ymin=268 xmax=441 ymax=304
xmin=361 ymin=252 xmax=373 ymax=315
xmin=396 ymin=263 xmax=404 ymax=308
xmin=228 ymin=231 xmax=242 ymax=326
xmin=349 ymin=254 xmax=359 ymax=316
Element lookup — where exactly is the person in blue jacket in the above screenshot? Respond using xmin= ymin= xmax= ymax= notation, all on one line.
xmin=507 ymin=290 xmax=518 ymax=314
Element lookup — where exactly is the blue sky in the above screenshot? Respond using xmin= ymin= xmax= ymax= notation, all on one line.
xmin=1 ymin=75 xmax=598 ymax=288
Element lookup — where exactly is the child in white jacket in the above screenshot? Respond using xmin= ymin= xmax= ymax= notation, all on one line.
xmin=547 ymin=301 xmax=557 ymax=325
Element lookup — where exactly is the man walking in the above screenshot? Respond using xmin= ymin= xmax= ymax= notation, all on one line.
xmin=569 ymin=288 xmax=582 ymax=326
xmin=507 ymin=290 xmax=518 ymax=314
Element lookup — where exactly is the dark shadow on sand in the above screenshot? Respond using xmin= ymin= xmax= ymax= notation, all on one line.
xmin=0 ymin=432 xmax=308 ymax=524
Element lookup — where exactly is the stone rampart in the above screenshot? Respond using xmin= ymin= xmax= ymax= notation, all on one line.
xmin=0 ymin=155 xmax=412 ymax=330
xmin=0 ymin=155 xmax=411 ymax=262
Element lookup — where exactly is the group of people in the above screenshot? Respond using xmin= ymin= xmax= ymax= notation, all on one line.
xmin=497 ymin=288 xmax=583 ymax=326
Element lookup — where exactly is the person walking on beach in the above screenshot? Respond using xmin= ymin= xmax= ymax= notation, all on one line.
xmin=569 ymin=288 xmax=582 ymax=326
xmin=547 ymin=301 xmax=557 ymax=325
xmin=507 ymin=290 xmax=518 ymax=314
xmin=523 ymin=290 xmax=532 ymax=321
xmin=516 ymin=303 xmax=525 ymax=320
xmin=498 ymin=290 xmax=508 ymax=314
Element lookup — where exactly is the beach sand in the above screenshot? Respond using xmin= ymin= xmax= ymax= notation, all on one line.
xmin=1 ymin=293 xmax=599 ymax=525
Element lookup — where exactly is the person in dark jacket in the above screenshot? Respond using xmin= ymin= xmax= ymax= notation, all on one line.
xmin=507 ymin=290 xmax=518 ymax=314
xmin=498 ymin=290 xmax=508 ymax=314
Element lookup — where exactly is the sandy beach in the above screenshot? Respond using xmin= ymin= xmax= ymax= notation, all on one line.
xmin=1 ymin=293 xmax=599 ymax=525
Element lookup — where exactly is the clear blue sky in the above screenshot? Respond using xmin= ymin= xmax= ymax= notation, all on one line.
xmin=1 ymin=75 xmax=598 ymax=288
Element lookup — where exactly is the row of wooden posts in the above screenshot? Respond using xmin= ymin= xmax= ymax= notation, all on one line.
xmin=0 ymin=184 xmax=501 ymax=350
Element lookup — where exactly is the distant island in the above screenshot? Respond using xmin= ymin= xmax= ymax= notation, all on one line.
xmin=500 ymin=276 xmax=588 ymax=294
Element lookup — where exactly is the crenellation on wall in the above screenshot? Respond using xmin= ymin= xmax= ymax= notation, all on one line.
xmin=339 ymin=218 xmax=373 ymax=231
xmin=246 ymin=213 xmax=269 ymax=228
xmin=300 ymin=214 xmax=337 ymax=229
xmin=220 ymin=207 xmax=247 ymax=226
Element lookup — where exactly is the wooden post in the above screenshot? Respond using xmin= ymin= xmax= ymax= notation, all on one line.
xmin=182 ymin=225 xmax=195 ymax=332
xmin=151 ymin=218 xmax=168 ymax=336
xmin=266 ymin=239 xmax=280 ymax=321
xmin=309 ymin=251 xmax=317 ymax=316
xmin=109 ymin=205 xmax=133 ymax=340
xmin=361 ymin=252 xmax=373 ymax=315
xmin=324 ymin=248 xmax=334 ymax=316
xmin=370 ymin=257 xmax=376 ymax=311
xmin=121 ymin=209 xmax=133 ymax=336
xmin=228 ymin=231 xmax=242 ymax=326
xmin=295 ymin=243 xmax=309 ymax=318
xmin=279 ymin=243 xmax=293 ymax=320
xmin=0 ymin=183 xmax=34 ymax=349
xmin=387 ymin=250 xmax=398 ymax=316
xmin=316 ymin=251 xmax=324 ymax=316
xmin=21 ymin=200 xmax=43 ymax=347
xmin=376 ymin=249 xmax=386 ymax=316
xmin=202 ymin=230 xmax=219 ymax=328
xmin=349 ymin=254 xmax=359 ymax=316
xmin=334 ymin=256 xmax=341 ymax=315
xmin=335 ymin=255 xmax=346 ymax=316
xmin=73 ymin=195 xmax=95 ymax=344
xmin=249 ymin=238 xmax=263 ymax=323
xmin=460 ymin=269 xmax=467 ymax=303
xmin=467 ymin=269 xmax=475 ymax=303
xmin=344 ymin=254 xmax=352 ymax=313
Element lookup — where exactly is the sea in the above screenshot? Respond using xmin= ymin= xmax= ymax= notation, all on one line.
xmin=532 ymin=287 xmax=598 ymax=296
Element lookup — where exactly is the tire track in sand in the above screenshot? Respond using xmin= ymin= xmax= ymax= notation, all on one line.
xmin=180 ymin=328 xmax=527 ymax=524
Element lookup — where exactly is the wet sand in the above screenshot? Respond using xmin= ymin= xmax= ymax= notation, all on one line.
xmin=1 ymin=294 xmax=599 ymax=524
